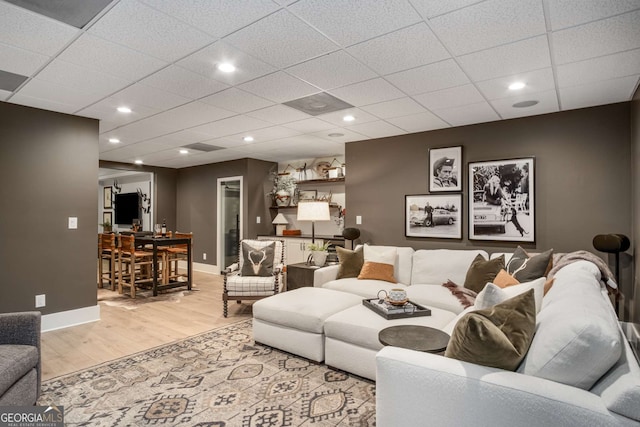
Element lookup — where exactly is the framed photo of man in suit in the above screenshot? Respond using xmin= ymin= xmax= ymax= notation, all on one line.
xmin=429 ymin=146 xmax=462 ymax=192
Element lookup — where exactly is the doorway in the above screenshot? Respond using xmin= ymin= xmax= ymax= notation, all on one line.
xmin=217 ymin=176 xmax=243 ymax=270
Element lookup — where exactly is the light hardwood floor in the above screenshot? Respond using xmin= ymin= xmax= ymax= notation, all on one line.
xmin=41 ymin=271 xmax=252 ymax=381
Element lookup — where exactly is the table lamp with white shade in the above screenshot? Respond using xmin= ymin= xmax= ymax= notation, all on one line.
xmin=272 ymin=213 xmax=289 ymax=236
xmin=297 ymin=201 xmax=330 ymax=243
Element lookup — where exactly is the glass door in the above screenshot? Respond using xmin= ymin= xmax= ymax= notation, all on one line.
xmin=217 ymin=177 xmax=243 ymax=270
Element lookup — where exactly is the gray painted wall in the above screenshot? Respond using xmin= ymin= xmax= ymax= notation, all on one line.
xmin=176 ymin=158 xmax=275 ymax=266
xmin=0 ymin=102 xmax=98 ymax=314
xmin=346 ymin=103 xmax=632 ymax=314
xmin=631 ymin=87 xmax=640 ymax=323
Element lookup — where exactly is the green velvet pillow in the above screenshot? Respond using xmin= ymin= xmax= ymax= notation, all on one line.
xmin=445 ymin=289 xmax=536 ymax=371
xmin=336 ymin=246 xmax=364 ymax=279
xmin=506 ymin=247 xmax=553 ymax=282
xmin=463 ymin=254 xmax=504 ymax=293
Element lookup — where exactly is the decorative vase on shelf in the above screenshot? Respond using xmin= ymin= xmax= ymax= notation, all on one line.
xmin=275 ymin=190 xmax=291 ymax=207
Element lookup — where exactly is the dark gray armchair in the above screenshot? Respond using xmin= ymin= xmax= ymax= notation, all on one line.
xmin=0 ymin=311 xmax=41 ymax=405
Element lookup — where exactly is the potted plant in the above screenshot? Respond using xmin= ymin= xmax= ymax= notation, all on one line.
xmin=270 ymin=173 xmax=297 ymax=207
xmin=307 ymin=241 xmax=330 ymax=266
xmin=100 ymin=220 xmax=112 ymax=233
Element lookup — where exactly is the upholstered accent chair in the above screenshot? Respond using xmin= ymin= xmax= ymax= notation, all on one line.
xmin=222 ymin=239 xmax=285 ymax=317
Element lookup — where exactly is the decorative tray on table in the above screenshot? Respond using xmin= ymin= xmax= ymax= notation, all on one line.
xmin=363 ymin=298 xmax=432 ymax=320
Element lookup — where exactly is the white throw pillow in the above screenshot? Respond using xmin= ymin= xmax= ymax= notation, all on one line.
xmin=364 ymin=245 xmax=397 ymax=265
xmin=474 ymin=277 xmax=545 ymax=313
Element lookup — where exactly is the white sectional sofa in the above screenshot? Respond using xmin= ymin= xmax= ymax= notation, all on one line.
xmin=253 ymin=246 xmax=640 ymax=426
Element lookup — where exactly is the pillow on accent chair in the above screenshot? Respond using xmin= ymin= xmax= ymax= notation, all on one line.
xmin=240 ymin=242 xmax=275 ymax=277
xmin=358 ymin=262 xmax=397 ymax=283
xmin=463 ymin=254 xmax=504 ymax=293
xmin=336 ymin=246 xmax=364 ymax=279
xmin=506 ymin=247 xmax=553 ymax=282
xmin=445 ymin=289 xmax=536 ymax=371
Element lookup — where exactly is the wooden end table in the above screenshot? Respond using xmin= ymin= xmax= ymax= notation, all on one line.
xmin=378 ymin=325 xmax=450 ymax=354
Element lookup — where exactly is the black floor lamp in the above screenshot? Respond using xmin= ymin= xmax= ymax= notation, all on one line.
xmin=593 ymin=233 xmax=630 ymax=316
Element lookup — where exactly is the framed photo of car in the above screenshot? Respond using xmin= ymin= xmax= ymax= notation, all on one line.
xmin=406 ymin=194 xmax=462 ymax=239
xmin=429 ymin=146 xmax=462 ymax=192
xmin=468 ymin=157 xmax=534 ymax=242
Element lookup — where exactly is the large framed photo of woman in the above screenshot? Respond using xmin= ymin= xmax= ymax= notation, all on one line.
xmin=429 ymin=146 xmax=462 ymax=192
xmin=406 ymin=194 xmax=462 ymax=239
xmin=468 ymin=157 xmax=534 ymax=242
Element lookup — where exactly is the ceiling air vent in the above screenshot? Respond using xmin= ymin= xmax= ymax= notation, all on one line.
xmin=182 ymin=143 xmax=225 ymax=152
xmin=283 ymin=92 xmax=354 ymax=116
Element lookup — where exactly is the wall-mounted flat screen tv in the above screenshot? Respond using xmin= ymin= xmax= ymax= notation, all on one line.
xmin=114 ymin=192 xmax=141 ymax=225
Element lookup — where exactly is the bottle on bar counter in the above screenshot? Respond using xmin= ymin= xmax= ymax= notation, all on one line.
xmin=161 ymin=219 xmax=167 ymax=237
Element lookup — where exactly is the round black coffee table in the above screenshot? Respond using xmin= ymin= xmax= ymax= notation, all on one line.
xmin=378 ymin=325 xmax=450 ymax=354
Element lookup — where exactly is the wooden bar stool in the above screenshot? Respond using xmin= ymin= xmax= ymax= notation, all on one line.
xmin=98 ymin=233 xmax=118 ymax=291
xmin=163 ymin=232 xmax=193 ymax=283
xmin=118 ymin=234 xmax=154 ymax=298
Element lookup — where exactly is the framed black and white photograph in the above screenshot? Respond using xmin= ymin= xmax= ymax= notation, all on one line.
xmin=406 ymin=194 xmax=462 ymax=239
xmin=103 ymin=186 xmax=112 ymax=209
xmin=298 ymin=190 xmax=317 ymax=202
xmin=102 ymin=211 xmax=112 ymax=225
xmin=468 ymin=158 xmax=534 ymax=242
xmin=429 ymin=146 xmax=462 ymax=192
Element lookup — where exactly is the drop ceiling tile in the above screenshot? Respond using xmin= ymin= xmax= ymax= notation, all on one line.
xmin=200 ymin=88 xmax=274 ymax=113
xmin=361 ymin=97 xmax=427 ymax=119
xmin=556 ymin=49 xmax=640 ymax=88
xmin=289 ymin=0 xmax=422 ymax=47
xmin=232 ymin=125 xmax=302 ymax=142
xmin=17 ymin=78 xmax=104 ymax=109
xmin=137 ymin=147 xmax=189 ymax=163
xmin=457 ymin=35 xmax=551 ymax=82
xmin=57 ymin=33 xmax=168 ymax=81
xmin=224 ymin=10 xmax=338 ymax=68
xmin=246 ymin=104 xmax=311 ymax=124
xmin=110 ymin=83 xmax=192 ymax=111
xmin=177 ymin=41 xmax=277 ymax=86
xmin=385 ymin=60 xmax=469 ymax=95
xmin=189 ymin=114 xmax=272 ymax=138
xmin=490 ymin=89 xmax=560 ymax=119
xmin=552 ymin=10 xmax=640 ymax=65
xmin=559 ymin=75 xmax=639 ymax=110
xmin=386 ymin=111 xmax=450 ymax=133
xmin=142 ymin=0 xmax=279 ymax=38
xmin=139 ymin=65 xmax=229 ymax=99
xmin=433 ymin=101 xmax=500 ymax=126
xmin=0 ymin=1 xmax=79 ymax=56
xmin=0 ymin=42 xmax=49 ymax=76
xmin=282 ymin=118 xmax=336 ymax=133
xmin=0 ymin=89 xmax=11 ymax=100
xmin=8 ymin=92 xmax=79 ymax=114
xmin=156 ymin=129 xmax=213 ymax=146
xmin=108 ymin=115 xmax=178 ymax=144
xmin=310 ymin=127 xmax=367 ymax=142
xmin=287 ymin=50 xmax=377 ymax=90
xmin=317 ymin=108 xmax=378 ymax=126
xmin=429 ymin=0 xmax=546 ymax=55
xmin=77 ymin=99 xmax=160 ymax=128
xmin=546 ymin=0 xmax=640 ymax=30
xmin=476 ymin=68 xmax=556 ymax=100
xmin=88 ymin=0 xmax=213 ymax=62
xmin=342 ymin=120 xmax=406 ymax=139
xmin=347 ymin=23 xmax=450 ymax=75
xmin=413 ymin=84 xmax=485 ymax=110
xmin=329 ymin=78 xmax=405 ymax=106
xmin=410 ymin=0 xmax=485 ymax=19
xmin=152 ymin=101 xmax=237 ymax=130
xmin=238 ymin=72 xmax=320 ymax=103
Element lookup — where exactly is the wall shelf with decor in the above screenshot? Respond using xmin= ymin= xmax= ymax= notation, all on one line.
xmin=296 ymin=177 xmax=345 ymax=185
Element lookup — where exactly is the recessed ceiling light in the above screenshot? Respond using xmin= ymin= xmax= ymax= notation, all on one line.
xmin=179 ymin=149 xmax=188 ymax=154
xmin=218 ymin=63 xmax=236 ymax=73
xmin=108 ymin=138 xmax=120 ymax=143
xmin=513 ymin=100 xmax=539 ymax=108
xmin=243 ymin=136 xmax=254 ymax=142
xmin=508 ymin=82 xmax=526 ymax=90
xmin=328 ymin=133 xmax=344 ymax=137
xmin=343 ymin=115 xmax=355 ymax=122
xmin=117 ymin=106 xmax=132 ymax=113
xmin=134 ymin=159 xmax=143 ymax=165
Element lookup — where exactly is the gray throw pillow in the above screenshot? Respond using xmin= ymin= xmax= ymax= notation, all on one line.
xmin=506 ymin=247 xmax=553 ymax=282
xmin=463 ymin=254 xmax=504 ymax=293
xmin=241 ymin=242 xmax=275 ymax=277
xmin=336 ymin=246 xmax=364 ymax=279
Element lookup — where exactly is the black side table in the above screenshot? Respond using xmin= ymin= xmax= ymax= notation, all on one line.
xmin=379 ymin=325 xmax=450 ymax=354
xmin=286 ymin=263 xmax=320 ymax=291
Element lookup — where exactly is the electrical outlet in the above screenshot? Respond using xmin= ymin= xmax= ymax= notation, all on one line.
xmin=35 ymin=294 xmax=46 ymax=308
xmin=203 ymin=253 xmax=207 ymax=260
xmin=356 ymin=215 xmax=362 ymax=225
xmin=257 ymin=216 xmax=261 ymax=224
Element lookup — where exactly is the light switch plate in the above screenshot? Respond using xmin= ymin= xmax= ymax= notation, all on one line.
xmin=257 ymin=216 xmax=261 ymax=224
xmin=68 ymin=217 xmax=78 ymax=229
xmin=356 ymin=215 xmax=362 ymax=225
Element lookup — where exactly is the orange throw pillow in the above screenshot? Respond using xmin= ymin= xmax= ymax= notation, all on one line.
xmin=493 ymin=269 xmax=520 ymax=288
xmin=357 ymin=261 xmax=397 ymax=283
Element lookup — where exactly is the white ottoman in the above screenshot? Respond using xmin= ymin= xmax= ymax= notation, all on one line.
xmin=324 ymin=304 xmax=457 ymax=380
xmin=252 ymin=287 xmax=362 ymax=362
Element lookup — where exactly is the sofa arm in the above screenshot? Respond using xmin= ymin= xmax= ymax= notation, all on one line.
xmin=376 ymin=347 xmax=627 ymax=427
xmin=313 ymin=264 xmax=340 ymax=287
xmin=0 ymin=311 xmax=41 ymax=347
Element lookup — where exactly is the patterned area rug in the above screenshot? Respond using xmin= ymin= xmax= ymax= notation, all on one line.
xmin=39 ymin=320 xmax=376 ymax=426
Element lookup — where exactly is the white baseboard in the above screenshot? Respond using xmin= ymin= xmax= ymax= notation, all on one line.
xmin=178 ymin=260 xmax=220 ymax=275
xmin=42 ymin=304 xmax=100 ymax=332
